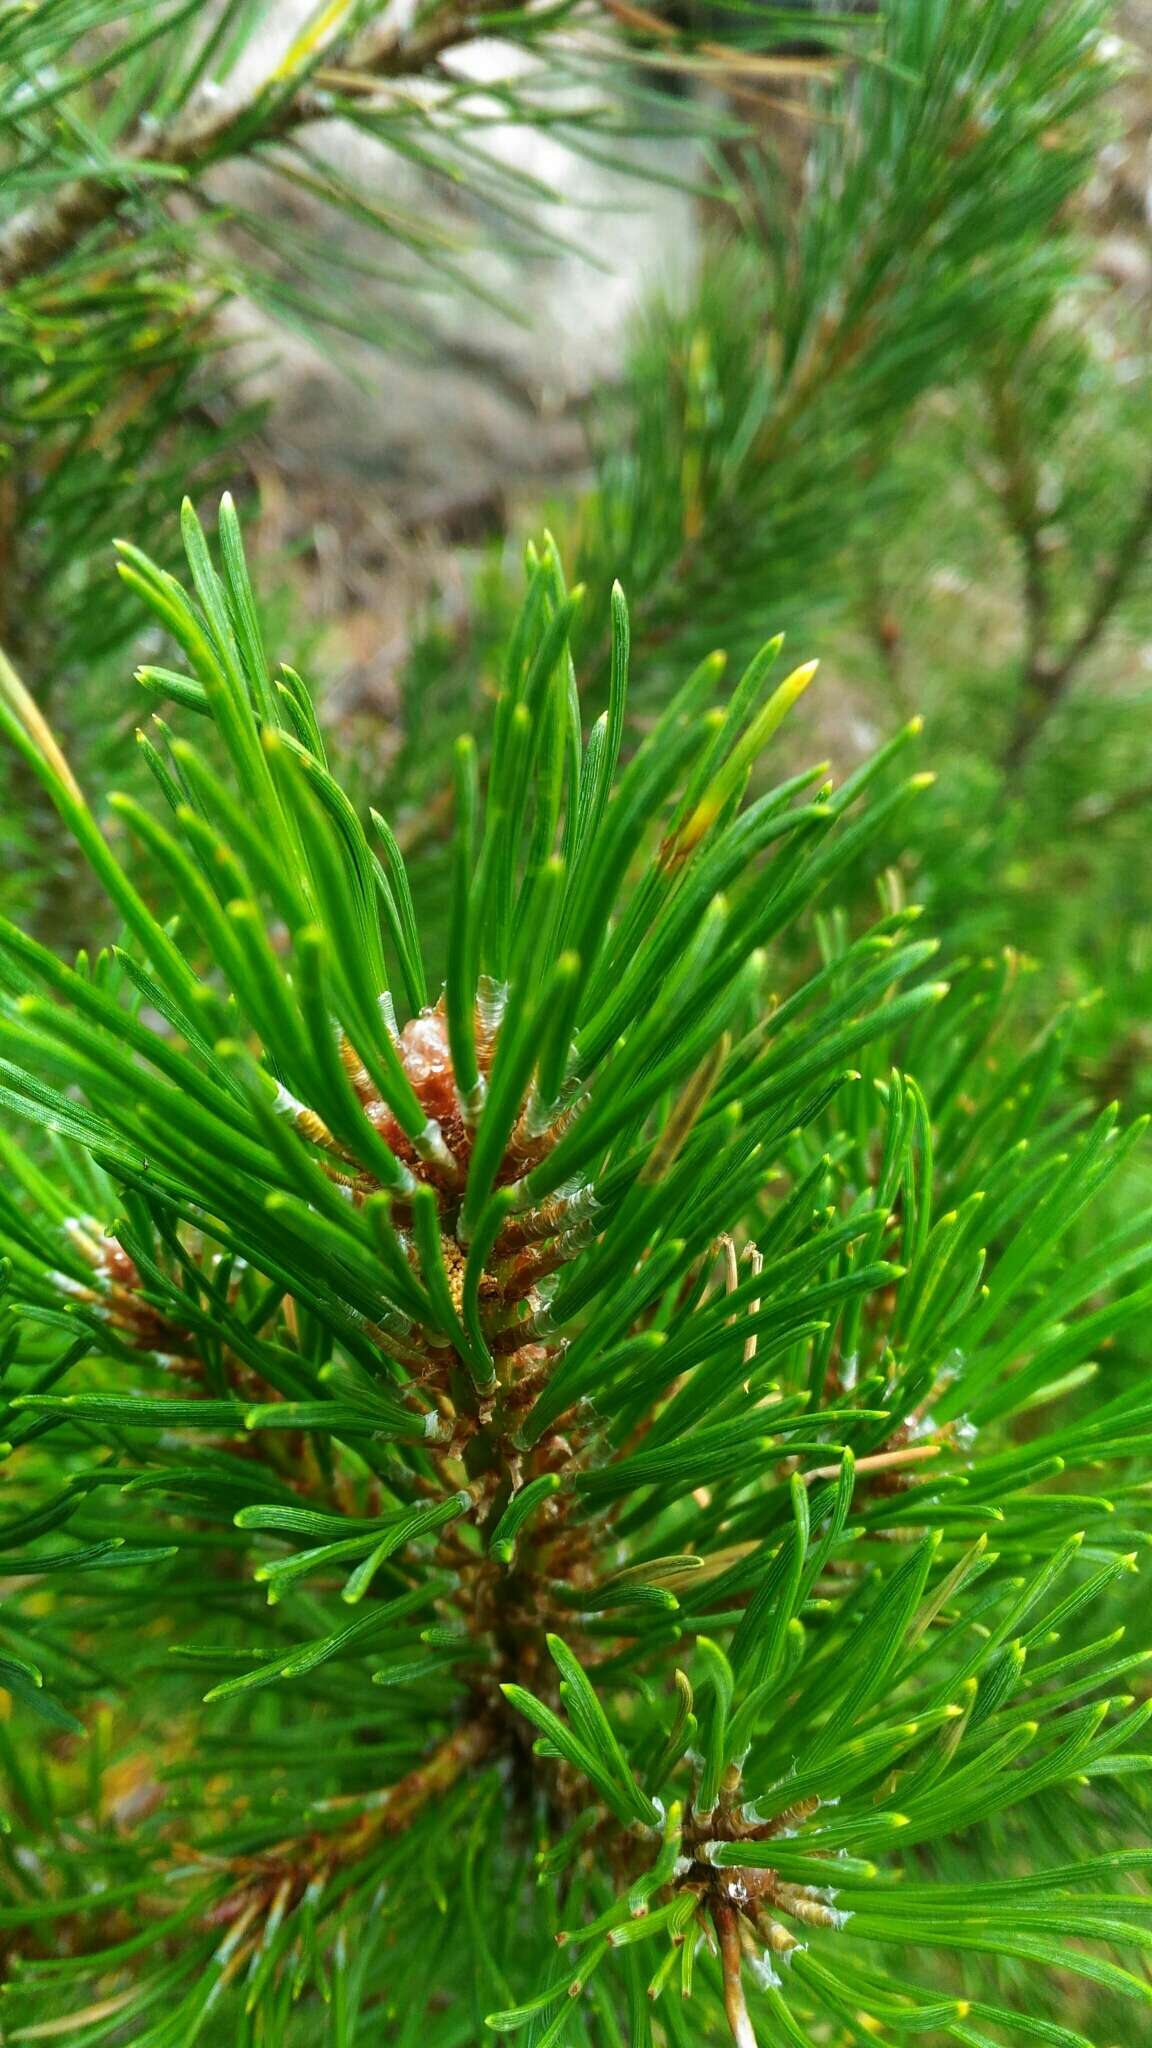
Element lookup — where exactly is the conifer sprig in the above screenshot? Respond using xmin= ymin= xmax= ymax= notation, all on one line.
xmin=0 ymin=504 xmax=1149 ymax=2043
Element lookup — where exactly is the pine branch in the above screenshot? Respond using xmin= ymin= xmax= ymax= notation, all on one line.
xmin=987 ymin=351 xmax=1152 ymax=777
xmin=1003 ymin=457 xmax=1152 ymax=771
xmin=0 ymin=1 xmax=825 ymax=292
xmin=1 ymin=498 xmax=1150 ymax=2043
xmin=557 ymin=0 xmax=1121 ymax=699
xmin=0 ymin=4 xmax=479 ymax=289
xmin=203 ymin=1715 xmax=496 ymax=1936
xmin=985 ymin=368 xmax=1057 ymax=754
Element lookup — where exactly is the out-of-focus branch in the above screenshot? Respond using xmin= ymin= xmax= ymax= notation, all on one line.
xmin=0 ymin=5 xmax=475 ymax=289
xmin=0 ymin=4 xmax=837 ymax=292
xmin=1073 ymin=777 xmax=1152 ymax=827
xmin=219 ymin=1713 xmax=496 ymax=1914
xmin=991 ymin=366 xmax=1152 ymax=775
xmin=1040 ymin=462 xmax=1152 ymax=700
xmin=985 ymin=375 xmax=1057 ymax=774
xmin=601 ymin=0 xmax=835 ymax=83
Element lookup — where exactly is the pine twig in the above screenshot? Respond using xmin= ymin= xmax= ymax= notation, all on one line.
xmin=242 ymin=1714 xmax=496 ymax=1881
xmin=714 ymin=1900 xmax=758 ymax=2048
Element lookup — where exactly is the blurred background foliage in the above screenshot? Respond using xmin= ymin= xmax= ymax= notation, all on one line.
xmin=3 ymin=0 xmax=1152 ymax=1092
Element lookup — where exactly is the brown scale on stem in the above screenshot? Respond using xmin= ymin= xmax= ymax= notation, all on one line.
xmin=668 ymin=1784 xmax=849 ymax=2040
xmin=338 ymin=997 xmax=573 ymax=1194
xmin=321 ymin=994 xmax=592 ymax=1439
xmin=528 ymin=1774 xmax=851 ymax=2045
xmin=312 ymin=992 xmax=622 ymax=1736
xmin=57 ymin=1222 xmax=196 ymax=1363
xmin=26 ymin=997 xmax=636 ymax=2002
xmin=305 ymin=997 xmax=589 ymax=1421
xmin=192 ymin=1713 xmax=498 ymax=1987
xmin=52 ymin=1225 xmax=358 ymax=1503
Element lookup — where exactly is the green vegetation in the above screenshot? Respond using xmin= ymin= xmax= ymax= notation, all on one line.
xmin=1 ymin=505 xmax=1150 ymax=2043
xmin=1 ymin=3 xmax=1151 ymax=2042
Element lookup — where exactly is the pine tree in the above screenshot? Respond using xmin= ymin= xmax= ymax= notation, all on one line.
xmin=0 ymin=501 xmax=1150 ymax=2044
